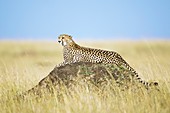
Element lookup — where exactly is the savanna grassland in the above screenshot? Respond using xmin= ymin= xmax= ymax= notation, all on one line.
xmin=0 ymin=40 xmax=170 ymax=113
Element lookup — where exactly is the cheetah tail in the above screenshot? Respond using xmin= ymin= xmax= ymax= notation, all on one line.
xmin=134 ymin=72 xmax=158 ymax=88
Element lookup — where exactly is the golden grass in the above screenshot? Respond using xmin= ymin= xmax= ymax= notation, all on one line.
xmin=0 ymin=40 xmax=170 ymax=113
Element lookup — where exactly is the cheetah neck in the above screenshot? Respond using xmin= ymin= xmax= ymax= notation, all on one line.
xmin=64 ymin=42 xmax=81 ymax=49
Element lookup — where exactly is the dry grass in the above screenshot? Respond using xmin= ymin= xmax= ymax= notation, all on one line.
xmin=0 ymin=40 xmax=170 ymax=113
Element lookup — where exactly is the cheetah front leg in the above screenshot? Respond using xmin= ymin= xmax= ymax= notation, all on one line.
xmin=55 ymin=53 xmax=76 ymax=67
xmin=55 ymin=61 xmax=68 ymax=67
xmin=55 ymin=60 xmax=77 ymax=68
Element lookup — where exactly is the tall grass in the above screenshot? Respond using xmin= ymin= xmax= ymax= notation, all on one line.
xmin=0 ymin=41 xmax=170 ymax=113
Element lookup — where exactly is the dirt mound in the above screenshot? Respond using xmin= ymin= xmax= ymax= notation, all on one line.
xmin=21 ymin=62 xmax=158 ymax=98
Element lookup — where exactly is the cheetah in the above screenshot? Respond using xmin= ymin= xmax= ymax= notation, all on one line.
xmin=57 ymin=34 xmax=158 ymax=88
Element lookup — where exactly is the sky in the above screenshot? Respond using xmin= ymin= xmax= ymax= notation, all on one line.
xmin=0 ymin=0 xmax=170 ymax=40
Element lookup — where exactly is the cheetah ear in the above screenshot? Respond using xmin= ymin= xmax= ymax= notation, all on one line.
xmin=68 ymin=35 xmax=72 ymax=38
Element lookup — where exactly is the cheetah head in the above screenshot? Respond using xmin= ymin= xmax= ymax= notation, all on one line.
xmin=58 ymin=34 xmax=74 ymax=46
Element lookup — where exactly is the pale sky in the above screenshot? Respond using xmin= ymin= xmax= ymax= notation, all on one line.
xmin=0 ymin=0 xmax=170 ymax=40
